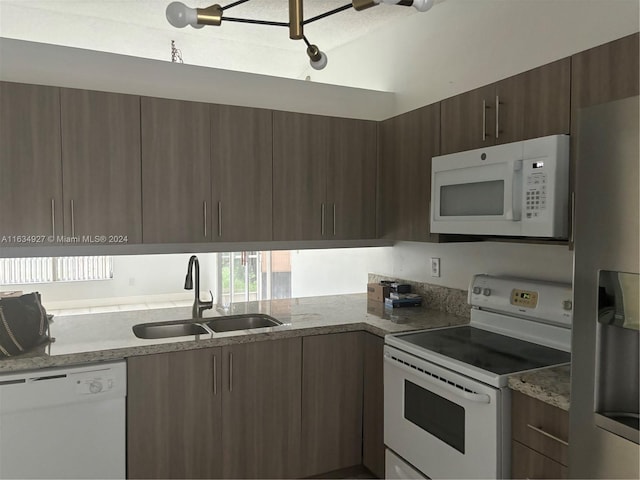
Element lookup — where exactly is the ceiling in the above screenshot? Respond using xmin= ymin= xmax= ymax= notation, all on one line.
xmin=0 ymin=0 xmax=427 ymax=80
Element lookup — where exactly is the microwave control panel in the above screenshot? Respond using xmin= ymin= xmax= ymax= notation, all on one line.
xmin=525 ymin=161 xmax=548 ymax=219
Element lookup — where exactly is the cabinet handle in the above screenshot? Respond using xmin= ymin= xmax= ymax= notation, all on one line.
xmin=526 ymin=424 xmax=569 ymax=446
xmin=70 ymin=199 xmax=75 ymax=237
xmin=570 ymin=191 xmax=576 ymax=246
xmin=495 ymin=95 xmax=501 ymax=139
xmin=229 ymin=352 xmax=233 ymax=392
xmin=218 ymin=202 xmax=222 ymax=237
xmin=321 ymin=203 xmax=325 ymax=236
xmin=333 ymin=203 xmax=336 ymax=236
xmin=482 ymin=100 xmax=488 ymax=141
xmin=203 ymin=201 xmax=207 ymax=238
xmin=50 ymin=198 xmax=55 ymax=237
xmin=212 ymin=354 xmax=217 ymax=395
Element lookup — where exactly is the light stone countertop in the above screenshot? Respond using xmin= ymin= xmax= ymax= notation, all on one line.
xmin=508 ymin=364 xmax=571 ymax=411
xmin=0 ymin=293 xmax=468 ymax=373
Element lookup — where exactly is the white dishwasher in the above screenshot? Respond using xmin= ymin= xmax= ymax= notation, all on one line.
xmin=0 ymin=360 xmax=126 ymax=479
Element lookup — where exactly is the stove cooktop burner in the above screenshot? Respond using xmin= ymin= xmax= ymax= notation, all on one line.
xmin=394 ymin=325 xmax=571 ymax=376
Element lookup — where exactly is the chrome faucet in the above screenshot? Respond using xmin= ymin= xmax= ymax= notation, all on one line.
xmin=184 ymin=255 xmax=213 ymax=318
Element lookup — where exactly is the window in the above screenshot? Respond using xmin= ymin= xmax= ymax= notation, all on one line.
xmin=217 ymin=251 xmax=291 ymax=305
xmin=0 ymin=256 xmax=113 ymax=285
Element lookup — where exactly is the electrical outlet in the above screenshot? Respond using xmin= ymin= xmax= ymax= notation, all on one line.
xmin=430 ymin=257 xmax=440 ymax=277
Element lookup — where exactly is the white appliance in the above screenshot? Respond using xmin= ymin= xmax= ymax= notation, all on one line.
xmin=430 ymin=134 xmax=570 ymax=238
xmin=384 ymin=275 xmax=573 ymax=479
xmin=0 ymin=361 xmax=126 ymax=479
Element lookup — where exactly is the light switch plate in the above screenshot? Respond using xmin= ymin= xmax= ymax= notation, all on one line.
xmin=430 ymin=257 xmax=440 ymax=277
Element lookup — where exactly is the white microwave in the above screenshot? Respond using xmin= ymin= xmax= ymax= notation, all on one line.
xmin=430 ymin=134 xmax=570 ymax=238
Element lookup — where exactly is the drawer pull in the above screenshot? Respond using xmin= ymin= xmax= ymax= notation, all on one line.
xmin=526 ymin=423 xmax=568 ymax=446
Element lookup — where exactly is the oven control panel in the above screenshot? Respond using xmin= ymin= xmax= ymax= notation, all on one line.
xmin=510 ymin=289 xmax=539 ymax=308
xmin=469 ymin=274 xmax=572 ymax=327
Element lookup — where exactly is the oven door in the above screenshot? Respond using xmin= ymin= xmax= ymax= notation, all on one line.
xmin=384 ymin=345 xmax=504 ymax=479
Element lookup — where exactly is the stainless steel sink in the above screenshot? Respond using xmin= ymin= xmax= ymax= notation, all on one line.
xmin=132 ymin=314 xmax=283 ymax=339
xmin=204 ymin=314 xmax=282 ymax=333
xmin=132 ymin=320 xmax=209 ymax=339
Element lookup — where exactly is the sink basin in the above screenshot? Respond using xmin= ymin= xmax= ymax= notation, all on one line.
xmin=132 ymin=314 xmax=283 ymax=339
xmin=205 ymin=314 xmax=282 ymax=333
xmin=132 ymin=321 xmax=209 ymax=339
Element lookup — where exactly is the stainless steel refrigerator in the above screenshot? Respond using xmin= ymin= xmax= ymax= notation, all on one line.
xmin=570 ymin=95 xmax=639 ymax=478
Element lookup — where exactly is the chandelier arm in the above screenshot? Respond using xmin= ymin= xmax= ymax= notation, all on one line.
xmin=302 ymin=3 xmax=353 ymax=25
xmin=223 ymin=17 xmax=290 ymax=27
xmin=220 ymin=0 xmax=251 ymax=11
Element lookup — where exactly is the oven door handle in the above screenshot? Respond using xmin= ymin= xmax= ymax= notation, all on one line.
xmin=384 ymin=354 xmax=492 ymax=404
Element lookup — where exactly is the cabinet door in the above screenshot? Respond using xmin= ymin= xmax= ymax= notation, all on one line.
xmin=379 ymin=104 xmax=440 ymax=242
xmin=211 ymin=105 xmax=272 ymax=242
xmin=326 ymin=117 xmax=377 ymax=239
xmin=221 ymin=338 xmax=302 ymax=479
xmin=440 ymin=85 xmax=495 ymax=154
xmin=141 ymin=97 xmax=211 ymax=243
xmin=301 ymin=332 xmax=364 ymax=477
xmin=494 ymin=74 xmax=525 ymax=145
xmin=512 ymin=441 xmax=568 ymax=479
xmin=362 ymin=333 xmax=385 ymax=479
xmin=273 ymin=111 xmax=328 ymax=241
xmin=521 ymin=58 xmax=571 ymax=140
xmin=127 ymin=348 xmax=222 ymax=479
xmin=61 ymin=89 xmax=141 ymax=243
xmin=571 ymin=33 xmax=639 ymax=110
xmin=0 ymin=82 xmax=63 ymax=242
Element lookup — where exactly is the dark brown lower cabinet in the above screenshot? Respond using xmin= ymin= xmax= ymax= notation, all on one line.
xmin=362 ymin=333 xmax=385 ymax=478
xmin=301 ymin=332 xmax=364 ymax=477
xmin=127 ymin=338 xmax=302 ymax=479
xmin=512 ymin=441 xmax=568 ymax=479
xmin=511 ymin=391 xmax=569 ymax=479
xmin=221 ymin=338 xmax=302 ymax=479
xmin=127 ymin=347 xmax=222 ymax=479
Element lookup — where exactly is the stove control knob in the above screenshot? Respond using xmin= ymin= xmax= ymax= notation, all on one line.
xmin=482 ymin=288 xmax=491 ymax=296
xmin=472 ymin=286 xmax=482 ymax=295
xmin=89 ymin=380 xmax=103 ymax=394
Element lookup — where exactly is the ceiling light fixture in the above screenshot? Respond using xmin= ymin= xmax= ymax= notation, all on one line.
xmin=166 ymin=0 xmax=436 ymax=70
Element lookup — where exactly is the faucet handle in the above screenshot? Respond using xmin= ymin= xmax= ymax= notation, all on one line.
xmin=205 ymin=290 xmax=214 ymax=306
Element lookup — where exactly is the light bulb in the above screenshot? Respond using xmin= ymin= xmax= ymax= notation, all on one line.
xmin=412 ymin=0 xmax=434 ymax=12
xmin=166 ymin=2 xmax=198 ymax=28
xmin=310 ymin=51 xmax=328 ymax=70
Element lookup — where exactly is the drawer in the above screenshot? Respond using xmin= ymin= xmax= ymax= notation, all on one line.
xmin=511 ymin=390 xmax=569 ymax=465
xmin=512 ymin=440 xmax=568 ymax=479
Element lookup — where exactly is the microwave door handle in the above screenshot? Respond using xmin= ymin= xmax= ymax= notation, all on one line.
xmin=384 ymin=355 xmax=491 ymax=404
xmin=505 ymin=160 xmax=523 ymax=221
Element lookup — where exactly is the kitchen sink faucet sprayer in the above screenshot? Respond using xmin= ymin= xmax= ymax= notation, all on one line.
xmin=184 ymin=255 xmax=213 ymax=318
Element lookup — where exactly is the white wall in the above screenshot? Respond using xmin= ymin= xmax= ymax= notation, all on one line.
xmin=305 ymin=0 xmax=640 ymax=116
xmin=385 ymin=241 xmax=573 ymax=290
xmin=290 ymin=247 xmax=394 ymax=297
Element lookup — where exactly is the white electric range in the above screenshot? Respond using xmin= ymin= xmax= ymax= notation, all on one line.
xmin=384 ymin=274 xmax=572 ymax=479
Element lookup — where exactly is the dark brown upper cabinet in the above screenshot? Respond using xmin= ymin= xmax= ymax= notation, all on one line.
xmin=273 ymin=111 xmax=377 ymax=241
xmin=379 ymin=103 xmax=441 ymax=241
xmin=0 ymin=82 xmax=63 ymax=243
xmin=441 ymin=58 xmax=571 ymax=155
xmin=61 ymin=88 xmax=142 ymax=243
xmin=327 ymin=117 xmax=377 ymax=240
xmin=273 ymin=111 xmax=328 ymax=241
xmin=141 ymin=97 xmax=211 ymax=244
xmin=210 ymin=105 xmax=273 ymax=242
xmin=571 ymin=33 xmax=639 ymax=110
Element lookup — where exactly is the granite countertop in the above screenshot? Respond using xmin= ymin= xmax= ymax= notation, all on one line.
xmin=508 ymin=364 xmax=571 ymax=411
xmin=0 ymin=293 xmax=468 ymax=373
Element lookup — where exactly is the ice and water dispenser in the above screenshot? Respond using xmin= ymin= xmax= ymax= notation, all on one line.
xmin=595 ymin=270 xmax=639 ymax=444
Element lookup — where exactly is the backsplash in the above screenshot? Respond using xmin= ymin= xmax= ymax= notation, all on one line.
xmin=368 ymin=273 xmax=471 ymax=319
